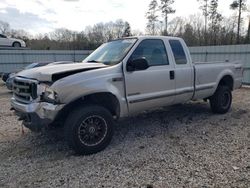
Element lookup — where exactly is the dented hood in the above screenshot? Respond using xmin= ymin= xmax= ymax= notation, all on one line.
xmin=17 ymin=62 xmax=107 ymax=82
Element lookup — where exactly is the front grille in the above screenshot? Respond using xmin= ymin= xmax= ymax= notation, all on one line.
xmin=13 ymin=77 xmax=38 ymax=104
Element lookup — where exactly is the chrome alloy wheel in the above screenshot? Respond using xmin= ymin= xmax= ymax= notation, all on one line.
xmin=78 ymin=115 xmax=108 ymax=147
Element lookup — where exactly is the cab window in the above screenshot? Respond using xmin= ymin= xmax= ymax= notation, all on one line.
xmin=0 ymin=34 xmax=7 ymax=38
xmin=130 ymin=39 xmax=169 ymax=66
xmin=169 ymin=40 xmax=187 ymax=65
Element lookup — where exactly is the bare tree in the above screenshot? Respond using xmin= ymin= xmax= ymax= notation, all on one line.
xmin=123 ymin=22 xmax=132 ymax=37
xmin=168 ymin=17 xmax=186 ymax=35
xmin=0 ymin=20 xmax=10 ymax=34
xmin=112 ymin=19 xmax=124 ymax=38
xmin=159 ymin=0 xmax=176 ymax=35
xmin=246 ymin=17 xmax=250 ymax=43
xmin=230 ymin=0 xmax=247 ymax=43
xmin=220 ymin=16 xmax=238 ymax=44
xmin=9 ymin=29 xmax=31 ymax=43
xmin=209 ymin=0 xmax=222 ymax=45
xmin=197 ymin=0 xmax=209 ymax=45
xmin=187 ymin=14 xmax=204 ymax=45
xmin=131 ymin=29 xmax=144 ymax=36
xmin=85 ymin=19 xmax=132 ymax=46
xmin=85 ymin=23 xmax=106 ymax=46
xmin=146 ymin=0 xmax=159 ymax=35
xmin=50 ymin=28 xmax=74 ymax=42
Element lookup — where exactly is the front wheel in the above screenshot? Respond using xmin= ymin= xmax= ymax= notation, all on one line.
xmin=209 ymin=85 xmax=232 ymax=114
xmin=12 ymin=42 xmax=21 ymax=47
xmin=64 ymin=105 xmax=114 ymax=155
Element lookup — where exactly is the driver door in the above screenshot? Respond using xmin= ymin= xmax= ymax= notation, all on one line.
xmin=124 ymin=39 xmax=175 ymax=114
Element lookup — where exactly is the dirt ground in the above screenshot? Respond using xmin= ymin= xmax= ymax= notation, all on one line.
xmin=0 ymin=80 xmax=249 ymax=188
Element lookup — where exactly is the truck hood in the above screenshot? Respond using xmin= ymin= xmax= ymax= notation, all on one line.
xmin=17 ymin=62 xmax=107 ymax=82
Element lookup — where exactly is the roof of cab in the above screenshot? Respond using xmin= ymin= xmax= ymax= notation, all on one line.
xmin=124 ymin=35 xmax=182 ymax=40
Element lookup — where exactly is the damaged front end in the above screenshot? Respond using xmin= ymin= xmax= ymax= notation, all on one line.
xmin=11 ymin=76 xmax=65 ymax=131
xmin=11 ymin=97 xmax=65 ymax=132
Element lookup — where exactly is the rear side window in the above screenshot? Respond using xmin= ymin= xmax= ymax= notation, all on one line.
xmin=169 ymin=40 xmax=187 ymax=65
xmin=130 ymin=39 xmax=169 ymax=66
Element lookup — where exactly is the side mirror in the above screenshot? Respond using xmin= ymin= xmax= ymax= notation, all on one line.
xmin=127 ymin=58 xmax=149 ymax=72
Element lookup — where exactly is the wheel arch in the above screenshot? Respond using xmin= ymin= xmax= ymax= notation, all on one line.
xmin=217 ymin=75 xmax=234 ymax=91
xmin=55 ymin=92 xmax=121 ymax=124
xmin=12 ymin=41 xmax=21 ymax=47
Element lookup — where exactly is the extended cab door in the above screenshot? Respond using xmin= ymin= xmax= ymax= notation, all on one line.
xmin=168 ymin=39 xmax=194 ymax=103
xmin=123 ymin=39 xmax=175 ymax=114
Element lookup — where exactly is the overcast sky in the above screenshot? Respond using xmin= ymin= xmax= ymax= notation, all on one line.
xmin=0 ymin=0 xmax=244 ymax=35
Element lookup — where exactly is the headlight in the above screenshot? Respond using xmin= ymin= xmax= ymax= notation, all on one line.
xmin=39 ymin=84 xmax=59 ymax=103
xmin=44 ymin=87 xmax=57 ymax=100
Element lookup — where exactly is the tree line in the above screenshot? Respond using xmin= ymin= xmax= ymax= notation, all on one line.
xmin=146 ymin=0 xmax=249 ymax=46
xmin=0 ymin=19 xmax=133 ymax=50
xmin=0 ymin=0 xmax=249 ymax=49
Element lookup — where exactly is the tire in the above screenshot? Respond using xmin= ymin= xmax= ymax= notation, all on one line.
xmin=209 ymin=85 xmax=232 ymax=114
xmin=64 ymin=105 xmax=114 ymax=155
xmin=12 ymin=42 xmax=21 ymax=48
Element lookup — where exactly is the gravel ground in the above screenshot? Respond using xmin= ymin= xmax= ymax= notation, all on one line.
xmin=0 ymin=81 xmax=249 ymax=188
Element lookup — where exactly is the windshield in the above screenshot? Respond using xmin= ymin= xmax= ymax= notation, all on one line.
xmin=24 ymin=63 xmax=38 ymax=69
xmin=0 ymin=34 xmax=7 ymax=38
xmin=83 ymin=38 xmax=137 ymax=65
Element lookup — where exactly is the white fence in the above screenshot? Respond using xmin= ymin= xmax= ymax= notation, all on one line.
xmin=0 ymin=50 xmax=92 ymax=73
xmin=189 ymin=44 xmax=250 ymax=85
xmin=0 ymin=45 xmax=250 ymax=84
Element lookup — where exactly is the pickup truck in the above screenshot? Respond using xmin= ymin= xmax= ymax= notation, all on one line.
xmin=11 ymin=36 xmax=243 ymax=155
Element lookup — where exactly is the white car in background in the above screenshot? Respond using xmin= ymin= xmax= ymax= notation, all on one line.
xmin=0 ymin=34 xmax=26 ymax=48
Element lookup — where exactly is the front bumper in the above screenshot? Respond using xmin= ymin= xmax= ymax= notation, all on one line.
xmin=20 ymin=41 xmax=26 ymax=47
xmin=11 ymin=97 xmax=65 ymax=131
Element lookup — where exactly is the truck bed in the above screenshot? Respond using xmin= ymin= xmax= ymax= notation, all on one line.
xmin=193 ymin=61 xmax=243 ymax=100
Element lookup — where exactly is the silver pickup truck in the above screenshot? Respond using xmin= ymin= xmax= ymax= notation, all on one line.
xmin=11 ymin=36 xmax=243 ymax=154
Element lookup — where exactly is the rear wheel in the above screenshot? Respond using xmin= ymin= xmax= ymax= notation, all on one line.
xmin=64 ymin=105 xmax=114 ymax=155
xmin=12 ymin=42 xmax=21 ymax=48
xmin=209 ymin=85 xmax=232 ymax=114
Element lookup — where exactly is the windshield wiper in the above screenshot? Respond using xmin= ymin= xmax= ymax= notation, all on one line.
xmin=86 ymin=60 xmax=111 ymax=66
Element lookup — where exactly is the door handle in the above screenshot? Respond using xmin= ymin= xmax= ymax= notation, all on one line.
xmin=170 ymin=70 xmax=175 ymax=80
